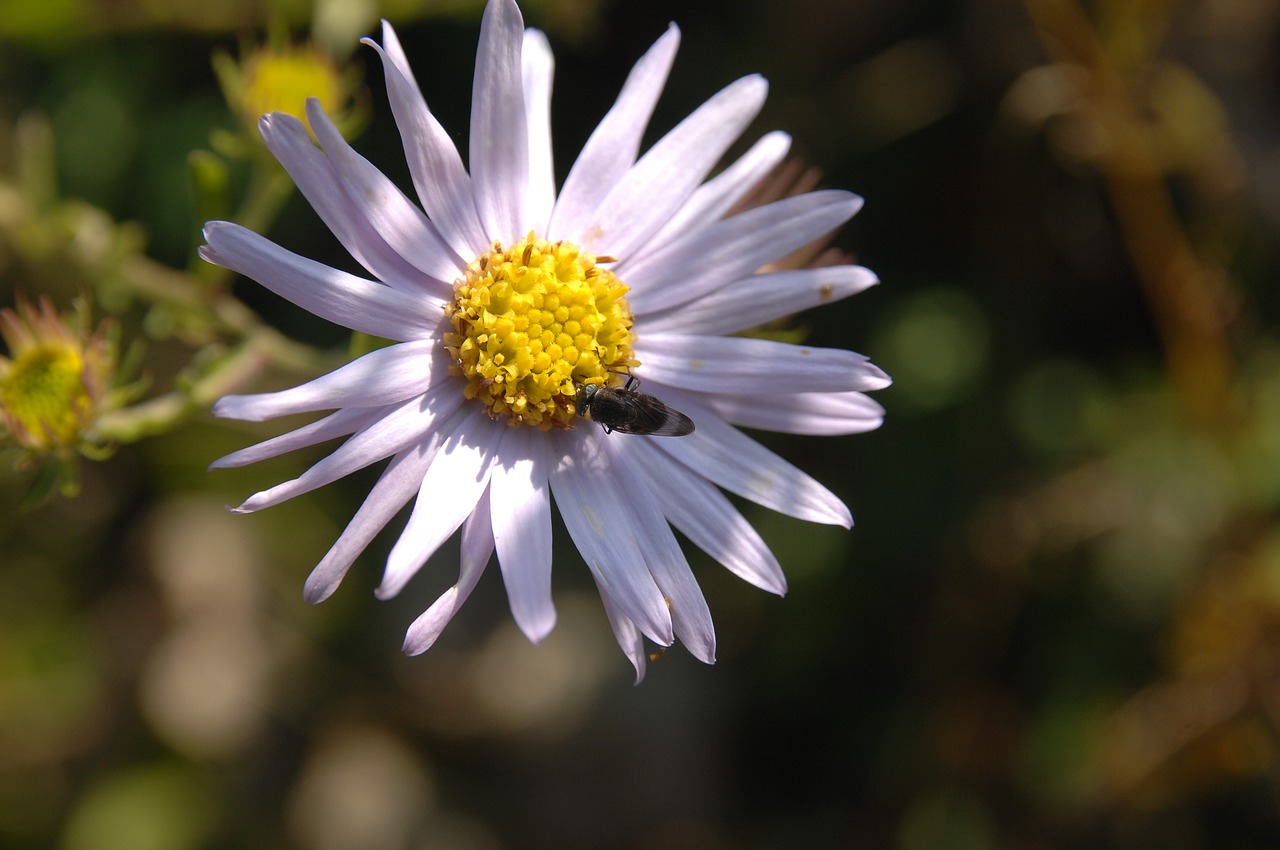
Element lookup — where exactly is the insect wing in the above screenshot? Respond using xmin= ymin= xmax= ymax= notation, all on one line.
xmin=610 ymin=391 xmax=696 ymax=436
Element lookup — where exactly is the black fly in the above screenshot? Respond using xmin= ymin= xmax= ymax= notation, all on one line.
xmin=575 ymin=375 xmax=695 ymax=436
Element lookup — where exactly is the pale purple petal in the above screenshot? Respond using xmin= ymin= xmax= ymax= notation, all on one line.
xmin=470 ymin=0 xmax=529 ymax=244
xmin=403 ymin=483 xmax=495 ymax=655
xmin=232 ymin=387 xmax=465 ymax=513
xmin=651 ymin=389 xmax=854 ymax=527
xmin=522 ymin=28 xmax=556 ymax=234
xmin=641 ymin=265 xmax=879 ymax=336
xmin=633 ymin=334 xmax=891 ymax=395
xmin=625 ymin=438 xmax=787 ymax=594
xmin=635 ymin=131 xmax=791 ymax=257
xmin=377 ymin=20 xmax=420 ymax=90
xmin=548 ymin=429 xmax=674 ymax=646
xmin=363 ymin=35 xmax=488 ymax=259
xmin=378 ymin=407 xmax=503 ymax=599
xmin=305 ymin=438 xmax=440 ymax=603
xmin=547 ymin=23 xmax=680 ymax=241
xmin=209 ymin=407 xmax=376 ymax=469
xmin=490 ymin=426 xmax=555 ymax=643
xmin=305 ymin=99 xmax=465 ymax=286
xmin=199 ymin=222 xmax=440 ymax=341
xmin=620 ymin=190 xmax=864 ymax=314
xmin=575 ymin=75 xmax=768 ymax=259
xmin=593 ymin=576 xmax=648 ymax=684
xmin=701 ymin=390 xmax=886 ymax=436
xmin=607 ymin=438 xmax=716 ymax=663
xmin=213 ymin=341 xmax=447 ymax=422
xmin=257 ymin=113 xmax=432 ymax=294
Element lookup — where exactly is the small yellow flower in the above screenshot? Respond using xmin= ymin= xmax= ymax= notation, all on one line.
xmin=0 ymin=297 xmax=117 ymax=457
xmin=214 ymin=35 xmax=358 ymax=141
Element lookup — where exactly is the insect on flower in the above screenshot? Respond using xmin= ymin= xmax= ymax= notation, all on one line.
xmin=576 ymin=375 xmax=695 ymax=437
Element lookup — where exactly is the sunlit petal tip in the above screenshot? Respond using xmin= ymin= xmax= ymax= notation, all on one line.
xmin=256 ymin=111 xmax=293 ymax=139
xmin=490 ymin=0 xmax=524 ymax=24
xmin=854 ymin=266 xmax=880 ymax=288
xmin=519 ymin=610 xmax=558 ymax=645
xmin=687 ymin=634 xmax=717 ymax=665
xmin=623 ymin=648 xmax=647 ymax=685
xmin=373 ymin=579 xmax=401 ymax=602
xmin=402 ymin=630 xmax=434 ymax=657
xmin=302 ymin=573 xmax=340 ymax=605
xmin=861 ymin=361 xmax=894 ymax=390
xmin=402 ymin=586 xmax=462 ymax=655
xmin=741 ymin=72 xmax=769 ymax=98
xmin=302 ymin=581 xmax=337 ymax=606
xmin=210 ymin=395 xmax=264 ymax=421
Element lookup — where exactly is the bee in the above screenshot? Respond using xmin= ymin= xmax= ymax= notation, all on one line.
xmin=575 ymin=375 xmax=695 ymax=437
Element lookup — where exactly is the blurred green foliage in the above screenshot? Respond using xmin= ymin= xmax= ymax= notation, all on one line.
xmin=3 ymin=0 xmax=1280 ymax=848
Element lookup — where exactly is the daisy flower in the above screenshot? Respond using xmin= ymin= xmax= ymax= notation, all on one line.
xmin=202 ymin=0 xmax=889 ymax=681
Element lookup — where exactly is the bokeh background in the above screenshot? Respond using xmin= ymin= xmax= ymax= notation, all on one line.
xmin=4 ymin=0 xmax=1280 ymax=847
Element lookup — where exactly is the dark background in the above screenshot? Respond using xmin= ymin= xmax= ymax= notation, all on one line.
xmin=4 ymin=0 xmax=1280 ymax=848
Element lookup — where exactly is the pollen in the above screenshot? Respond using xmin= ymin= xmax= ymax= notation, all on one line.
xmin=445 ymin=232 xmax=636 ymax=430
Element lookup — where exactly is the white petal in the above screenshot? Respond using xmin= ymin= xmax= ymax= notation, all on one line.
xmin=209 ymin=406 xmax=375 ymax=469
xmin=402 ymin=482 xmax=495 ymax=655
xmin=459 ymin=481 xmax=498 ymax=584
xmin=232 ymin=388 xmax=465 ymax=513
xmin=547 ymin=429 xmax=674 ymax=646
xmin=577 ymin=74 xmax=768 ymax=259
xmin=636 ymin=130 xmax=791 ymax=256
xmin=606 ymin=438 xmax=716 ymax=664
xmin=522 ymin=28 xmax=556 ymax=234
xmin=701 ymin=390 xmax=886 ymax=436
xmin=200 ymin=222 xmax=439 ymax=341
xmin=490 ymin=427 xmax=556 ymax=644
xmin=641 ymin=265 xmax=879 ymax=336
xmin=377 ymin=407 xmax=502 ymax=599
xmin=592 ymin=575 xmax=648 ymax=684
xmin=621 ymin=190 xmax=863 ymax=314
xmin=213 ymin=341 xmax=446 ymax=422
xmin=634 ymin=335 xmax=892 ymax=395
xmin=257 ymin=112 xmax=430 ymax=294
xmin=625 ymin=438 xmax=786 ymax=594
xmin=470 ymin=0 xmax=529 ymax=244
xmin=378 ymin=21 xmax=420 ymax=90
xmin=651 ymin=390 xmax=854 ymax=527
xmin=548 ymin=23 xmax=680 ymax=241
xmin=304 ymin=438 xmax=440 ymax=603
xmin=306 ymin=99 xmax=465 ymax=286
xmin=363 ymin=37 xmax=489 ymax=259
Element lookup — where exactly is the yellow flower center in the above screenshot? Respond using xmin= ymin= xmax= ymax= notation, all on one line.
xmin=445 ymin=233 xmax=636 ymax=430
xmin=0 ymin=343 xmax=91 ymax=449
